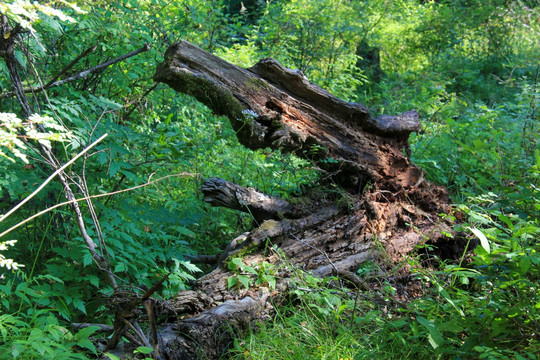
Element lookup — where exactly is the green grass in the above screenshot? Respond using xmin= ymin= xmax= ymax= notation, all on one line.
xmin=228 ymin=295 xmax=436 ymax=360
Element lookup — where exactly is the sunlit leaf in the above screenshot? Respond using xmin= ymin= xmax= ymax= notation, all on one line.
xmin=468 ymin=227 xmax=490 ymax=254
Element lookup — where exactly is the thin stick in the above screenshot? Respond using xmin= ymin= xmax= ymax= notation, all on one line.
xmin=0 ymin=44 xmax=150 ymax=99
xmin=43 ymin=44 xmax=98 ymax=89
xmin=0 ymin=133 xmax=108 ymax=223
xmin=51 ymin=44 xmax=150 ymax=88
xmin=0 ymin=173 xmax=196 ymax=239
xmin=121 ymin=318 xmax=152 ymax=348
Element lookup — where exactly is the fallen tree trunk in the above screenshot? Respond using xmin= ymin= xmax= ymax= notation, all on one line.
xmin=146 ymin=40 xmax=456 ymax=359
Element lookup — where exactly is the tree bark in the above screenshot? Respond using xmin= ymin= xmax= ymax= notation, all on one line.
xmin=149 ymin=40 xmax=455 ymax=359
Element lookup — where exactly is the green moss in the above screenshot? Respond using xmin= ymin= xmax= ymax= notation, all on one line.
xmin=245 ymin=77 xmax=270 ymax=92
xmin=259 ymin=219 xmax=279 ymax=232
xmin=222 ymin=247 xmax=256 ymax=270
xmin=286 ymin=196 xmax=311 ymax=206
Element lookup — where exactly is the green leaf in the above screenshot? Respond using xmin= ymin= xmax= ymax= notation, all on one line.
xmin=39 ymin=274 xmax=64 ymax=284
xmin=104 ymin=353 xmax=121 ymax=360
xmin=120 ymin=170 xmax=139 ymax=182
xmin=12 ymin=345 xmax=22 ymax=358
xmin=92 ymin=95 xmax=122 ymax=110
xmin=72 ymin=298 xmax=86 ymax=314
xmin=114 ymin=262 xmax=127 ymax=272
xmin=263 ymin=274 xmax=276 ymax=289
xmin=82 ymin=252 xmax=93 ymax=267
xmin=179 ymin=260 xmax=201 ymax=273
xmin=417 ymin=316 xmax=445 ymax=349
xmin=227 ymin=276 xmax=238 ymax=289
xmin=497 ymin=214 xmax=514 ymax=230
xmin=228 ymin=258 xmax=244 ymax=271
xmin=238 ymin=275 xmax=251 ymax=289
xmin=135 ymin=346 xmax=153 ymax=354
xmin=243 ymin=266 xmax=257 ymax=275
xmin=472 ymin=139 xmax=486 ymax=150
xmin=519 ymin=256 xmax=531 ymax=274
xmin=76 ymin=338 xmax=97 ymax=353
xmin=438 ymin=286 xmax=464 ymax=316
xmin=173 ymin=226 xmax=196 ymax=238
xmin=468 ymin=227 xmax=490 ymax=254
xmin=109 ymin=161 xmax=121 ymax=177
xmin=74 ymin=326 xmax=100 ymax=341
xmin=86 ymin=275 xmax=100 ymax=288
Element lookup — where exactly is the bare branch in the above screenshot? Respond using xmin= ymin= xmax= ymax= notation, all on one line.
xmin=72 ymin=323 xmax=115 ymax=332
xmin=0 ymin=173 xmax=197 ymax=240
xmin=0 ymin=44 xmax=150 ymax=99
xmin=43 ymin=43 xmax=98 ymax=89
xmin=0 ymin=133 xmax=108 ymax=224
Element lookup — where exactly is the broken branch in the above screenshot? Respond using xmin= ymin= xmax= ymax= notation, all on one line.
xmin=0 ymin=44 xmax=150 ymax=99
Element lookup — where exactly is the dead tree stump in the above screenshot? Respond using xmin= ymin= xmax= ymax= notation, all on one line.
xmin=149 ymin=40 xmax=454 ymax=359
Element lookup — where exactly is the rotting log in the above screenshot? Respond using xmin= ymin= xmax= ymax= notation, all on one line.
xmin=147 ymin=40 xmax=457 ymax=359
xmin=154 ymin=41 xmax=445 ymax=201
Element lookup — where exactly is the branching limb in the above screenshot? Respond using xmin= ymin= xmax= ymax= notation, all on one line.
xmin=43 ymin=43 xmax=98 ymax=89
xmin=0 ymin=44 xmax=150 ymax=99
xmin=201 ymin=177 xmax=292 ymax=222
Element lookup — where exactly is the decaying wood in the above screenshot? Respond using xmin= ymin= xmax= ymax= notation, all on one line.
xmin=148 ymin=40 xmax=456 ymax=359
xmin=157 ymin=295 xmax=272 ymax=360
xmin=201 ymin=177 xmax=292 ymax=222
xmin=154 ymin=41 xmax=445 ymax=203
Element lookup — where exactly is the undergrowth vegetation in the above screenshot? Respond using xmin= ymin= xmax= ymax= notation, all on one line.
xmin=0 ymin=0 xmax=538 ymax=359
